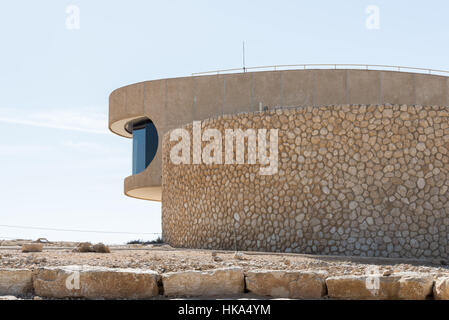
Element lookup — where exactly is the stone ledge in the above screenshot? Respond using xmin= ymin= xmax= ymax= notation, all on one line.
xmin=0 ymin=266 xmax=448 ymax=300
xmin=433 ymin=277 xmax=449 ymax=300
xmin=33 ymin=265 xmax=159 ymax=299
xmin=245 ymin=270 xmax=328 ymax=299
xmin=326 ymin=273 xmax=434 ymax=300
xmin=162 ymin=267 xmax=244 ymax=297
xmin=0 ymin=269 xmax=33 ymax=296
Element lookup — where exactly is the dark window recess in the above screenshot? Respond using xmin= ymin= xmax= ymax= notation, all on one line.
xmin=132 ymin=119 xmax=158 ymax=175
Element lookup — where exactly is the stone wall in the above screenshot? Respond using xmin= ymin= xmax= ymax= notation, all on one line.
xmin=5 ymin=266 xmax=449 ymax=299
xmin=162 ymin=104 xmax=449 ymax=259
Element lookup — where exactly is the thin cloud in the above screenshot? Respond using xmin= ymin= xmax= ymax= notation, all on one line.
xmin=0 ymin=144 xmax=53 ymax=155
xmin=0 ymin=107 xmax=109 ymax=134
xmin=62 ymin=140 xmax=113 ymax=153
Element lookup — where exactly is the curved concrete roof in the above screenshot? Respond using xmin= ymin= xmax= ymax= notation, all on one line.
xmin=109 ymin=69 xmax=449 ymax=201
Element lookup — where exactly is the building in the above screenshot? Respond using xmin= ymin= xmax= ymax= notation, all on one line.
xmin=109 ymin=67 xmax=449 ymax=259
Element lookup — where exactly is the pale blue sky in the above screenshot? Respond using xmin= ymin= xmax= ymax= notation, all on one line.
xmin=1 ymin=0 xmax=448 ymax=244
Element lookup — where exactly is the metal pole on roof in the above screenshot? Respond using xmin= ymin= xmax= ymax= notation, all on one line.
xmin=243 ymin=41 xmax=246 ymax=73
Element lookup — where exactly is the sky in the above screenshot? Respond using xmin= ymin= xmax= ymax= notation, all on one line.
xmin=1 ymin=0 xmax=449 ymax=244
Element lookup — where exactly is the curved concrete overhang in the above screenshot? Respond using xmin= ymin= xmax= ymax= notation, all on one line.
xmin=124 ymin=158 xmax=162 ymax=201
xmin=109 ymin=68 xmax=449 ymax=201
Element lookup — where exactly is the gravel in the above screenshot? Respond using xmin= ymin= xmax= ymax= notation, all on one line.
xmin=1 ymin=243 xmax=449 ymax=277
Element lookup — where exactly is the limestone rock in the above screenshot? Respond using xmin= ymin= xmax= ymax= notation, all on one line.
xmin=0 ymin=269 xmax=33 ymax=296
xmin=434 ymin=277 xmax=449 ymax=300
xmin=234 ymin=252 xmax=246 ymax=260
xmin=0 ymin=296 xmax=20 ymax=300
xmin=416 ymin=143 xmax=426 ymax=152
xmin=21 ymin=243 xmax=43 ymax=253
xmin=245 ymin=270 xmax=327 ymax=299
xmin=326 ymin=273 xmax=433 ymax=300
xmin=33 ymin=265 xmax=159 ymax=299
xmin=93 ymin=243 xmax=110 ymax=253
xmin=73 ymin=243 xmax=111 ymax=253
xmin=162 ymin=267 xmax=244 ymax=297
xmin=417 ymin=178 xmax=426 ymax=189
xmin=398 ymin=274 xmax=434 ymax=300
xmin=73 ymin=242 xmax=94 ymax=253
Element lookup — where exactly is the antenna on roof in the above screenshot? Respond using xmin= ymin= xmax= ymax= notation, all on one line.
xmin=242 ymin=41 xmax=246 ymax=73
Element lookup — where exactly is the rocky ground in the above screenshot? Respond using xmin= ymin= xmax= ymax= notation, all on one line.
xmin=1 ymin=241 xmax=449 ymax=277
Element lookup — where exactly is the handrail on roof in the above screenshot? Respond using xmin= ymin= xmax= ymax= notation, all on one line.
xmin=192 ymin=64 xmax=449 ymax=77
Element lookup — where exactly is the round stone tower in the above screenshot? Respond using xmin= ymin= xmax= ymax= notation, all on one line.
xmin=109 ymin=68 xmax=449 ymax=259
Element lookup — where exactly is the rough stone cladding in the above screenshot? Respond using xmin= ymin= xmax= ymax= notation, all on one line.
xmin=162 ymin=104 xmax=449 ymax=259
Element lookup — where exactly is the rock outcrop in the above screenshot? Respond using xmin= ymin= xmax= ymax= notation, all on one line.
xmin=21 ymin=243 xmax=43 ymax=253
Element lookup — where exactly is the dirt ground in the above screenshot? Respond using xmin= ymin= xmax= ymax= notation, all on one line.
xmin=1 ymin=240 xmax=449 ymax=277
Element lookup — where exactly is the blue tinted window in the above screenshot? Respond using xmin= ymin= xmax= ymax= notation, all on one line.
xmin=132 ymin=121 xmax=158 ymax=175
xmin=132 ymin=127 xmax=146 ymax=174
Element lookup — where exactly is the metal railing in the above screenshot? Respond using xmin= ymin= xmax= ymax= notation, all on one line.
xmin=192 ymin=64 xmax=449 ymax=77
